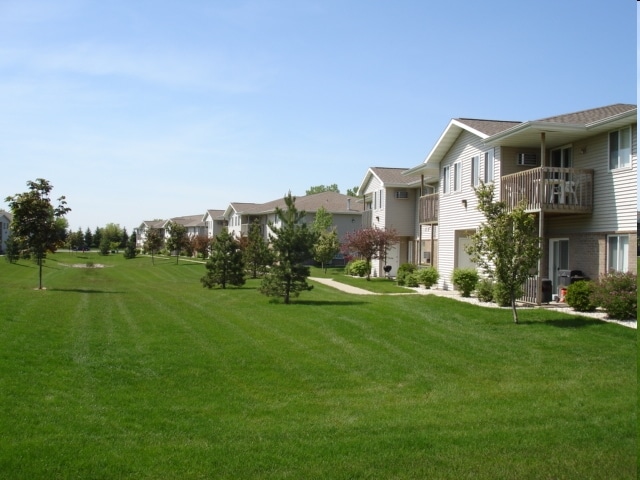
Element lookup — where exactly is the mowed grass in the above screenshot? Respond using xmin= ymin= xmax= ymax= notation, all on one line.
xmin=0 ymin=253 xmax=636 ymax=479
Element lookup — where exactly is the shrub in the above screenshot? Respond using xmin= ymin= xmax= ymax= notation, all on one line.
xmin=592 ymin=272 xmax=637 ymax=320
xmin=346 ymin=259 xmax=369 ymax=278
xmin=417 ymin=266 xmax=439 ymax=289
xmin=493 ymin=282 xmax=514 ymax=307
xmin=451 ymin=268 xmax=479 ymax=297
xmin=476 ymin=278 xmax=494 ymax=303
xmin=565 ymin=280 xmax=597 ymax=312
xmin=406 ymin=273 xmax=420 ymax=288
xmin=396 ymin=263 xmax=417 ymax=286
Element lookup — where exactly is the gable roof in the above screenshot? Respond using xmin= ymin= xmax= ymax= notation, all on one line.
xmin=166 ymin=214 xmax=205 ymax=228
xmin=359 ymin=166 xmax=428 ymax=192
xmin=484 ymin=103 xmax=637 ymax=149
xmin=0 ymin=210 xmax=12 ymax=222
xmin=224 ymin=191 xmax=363 ymax=219
xmin=406 ymin=103 xmax=637 ymax=174
xmin=203 ymin=209 xmax=225 ymax=221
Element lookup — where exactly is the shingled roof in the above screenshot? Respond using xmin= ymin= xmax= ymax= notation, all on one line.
xmin=536 ymin=103 xmax=636 ymax=125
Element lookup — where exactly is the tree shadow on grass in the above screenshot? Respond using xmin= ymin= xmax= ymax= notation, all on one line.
xmin=292 ymin=300 xmax=369 ymax=306
xmin=49 ymin=288 xmax=126 ymax=294
xmin=519 ymin=317 xmax=606 ymax=328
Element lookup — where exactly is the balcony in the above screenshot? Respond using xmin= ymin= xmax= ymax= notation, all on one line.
xmin=500 ymin=167 xmax=594 ymax=214
xmin=362 ymin=209 xmax=373 ymax=228
xmin=419 ymin=193 xmax=439 ymax=224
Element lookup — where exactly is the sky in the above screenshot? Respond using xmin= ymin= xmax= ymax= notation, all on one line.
xmin=0 ymin=0 xmax=636 ymax=233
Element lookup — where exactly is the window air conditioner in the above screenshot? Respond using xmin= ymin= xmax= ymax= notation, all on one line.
xmin=517 ymin=153 xmax=537 ymax=166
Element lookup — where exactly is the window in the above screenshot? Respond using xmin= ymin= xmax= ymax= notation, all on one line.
xmin=470 ymin=156 xmax=480 ymax=187
xmin=453 ymin=162 xmax=461 ymax=192
xmin=442 ymin=166 xmax=450 ymax=194
xmin=607 ymin=235 xmax=629 ymax=272
xmin=609 ymin=127 xmax=631 ymax=169
xmin=395 ymin=190 xmax=409 ymax=199
xmin=483 ymin=149 xmax=494 ymax=183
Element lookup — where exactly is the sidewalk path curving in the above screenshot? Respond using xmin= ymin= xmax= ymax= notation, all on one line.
xmin=308 ymin=277 xmax=377 ymax=295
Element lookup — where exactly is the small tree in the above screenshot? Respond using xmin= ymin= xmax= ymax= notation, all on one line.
xmin=466 ymin=183 xmax=541 ymax=323
xmin=123 ymin=232 xmax=137 ymax=259
xmin=343 ymin=227 xmax=399 ymax=280
xmin=312 ymin=206 xmax=339 ymax=273
xmin=166 ymin=221 xmax=189 ymax=264
xmin=191 ymin=234 xmax=212 ymax=259
xmin=5 ymin=178 xmax=71 ymax=289
xmin=260 ymin=192 xmax=316 ymax=303
xmin=144 ymin=227 xmax=164 ymax=265
xmin=243 ymin=220 xmax=272 ymax=278
xmin=201 ymin=229 xmax=245 ymax=289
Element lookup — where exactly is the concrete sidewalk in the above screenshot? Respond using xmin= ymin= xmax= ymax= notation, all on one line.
xmin=308 ymin=277 xmax=378 ymax=295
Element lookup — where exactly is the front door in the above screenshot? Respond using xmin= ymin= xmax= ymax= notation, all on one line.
xmin=457 ymin=236 xmax=476 ymax=270
xmin=549 ymin=239 xmax=569 ymax=296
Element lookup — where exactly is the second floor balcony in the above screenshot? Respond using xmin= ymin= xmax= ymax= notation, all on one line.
xmin=501 ymin=167 xmax=594 ymax=214
xmin=419 ymin=193 xmax=439 ymax=224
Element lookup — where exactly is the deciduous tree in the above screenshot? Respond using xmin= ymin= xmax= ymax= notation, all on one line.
xmin=306 ymin=184 xmax=340 ymax=195
xmin=166 ymin=221 xmax=189 ymax=264
xmin=343 ymin=227 xmax=398 ymax=280
xmin=466 ymin=183 xmax=541 ymax=324
xmin=144 ymin=227 xmax=163 ymax=265
xmin=5 ymin=178 xmax=71 ymax=289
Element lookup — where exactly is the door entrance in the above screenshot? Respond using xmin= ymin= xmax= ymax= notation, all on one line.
xmin=549 ymin=239 xmax=569 ymax=296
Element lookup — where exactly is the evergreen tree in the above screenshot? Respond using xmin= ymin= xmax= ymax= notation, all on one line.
xmin=243 ymin=220 xmax=272 ymax=278
xmin=123 ymin=232 xmax=137 ymax=259
xmin=92 ymin=226 xmax=102 ymax=249
xmin=84 ymin=227 xmax=93 ymax=249
xmin=259 ymin=192 xmax=316 ymax=304
xmin=120 ymin=227 xmax=129 ymax=249
xmin=201 ymin=229 xmax=245 ymax=289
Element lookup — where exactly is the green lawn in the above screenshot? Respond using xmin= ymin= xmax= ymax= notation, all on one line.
xmin=0 ymin=253 xmax=636 ymax=479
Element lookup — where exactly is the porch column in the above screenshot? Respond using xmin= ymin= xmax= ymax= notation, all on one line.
xmin=540 ymin=132 xmax=546 ymax=167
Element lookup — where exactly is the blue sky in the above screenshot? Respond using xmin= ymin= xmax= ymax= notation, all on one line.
xmin=0 ymin=0 xmax=636 ymax=232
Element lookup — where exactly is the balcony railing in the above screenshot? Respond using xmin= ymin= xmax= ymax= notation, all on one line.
xmin=419 ymin=193 xmax=439 ymax=223
xmin=362 ymin=209 xmax=373 ymax=228
xmin=501 ymin=167 xmax=594 ymax=214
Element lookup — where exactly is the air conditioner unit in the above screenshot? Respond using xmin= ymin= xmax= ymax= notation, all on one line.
xmin=517 ymin=153 xmax=537 ymax=166
xmin=395 ymin=191 xmax=409 ymax=199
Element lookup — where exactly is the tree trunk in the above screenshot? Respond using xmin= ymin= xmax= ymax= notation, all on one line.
xmin=38 ymin=256 xmax=43 ymax=290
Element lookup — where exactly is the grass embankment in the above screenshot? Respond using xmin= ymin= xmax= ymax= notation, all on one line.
xmin=0 ymin=253 xmax=636 ymax=479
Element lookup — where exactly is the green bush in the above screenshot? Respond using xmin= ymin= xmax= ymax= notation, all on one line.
xmin=492 ymin=282 xmax=514 ymax=307
xmin=396 ymin=263 xmax=417 ymax=286
xmin=406 ymin=273 xmax=420 ymax=288
xmin=476 ymin=278 xmax=494 ymax=303
xmin=451 ymin=268 xmax=479 ymax=297
xmin=592 ymin=272 xmax=637 ymax=320
xmin=565 ymin=280 xmax=597 ymax=312
xmin=417 ymin=266 xmax=439 ymax=289
xmin=346 ymin=259 xmax=369 ymax=278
